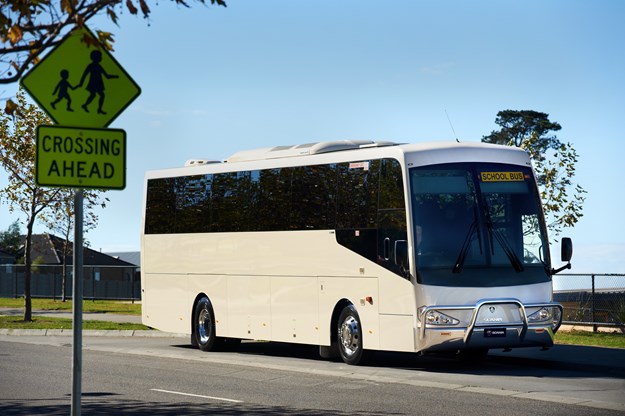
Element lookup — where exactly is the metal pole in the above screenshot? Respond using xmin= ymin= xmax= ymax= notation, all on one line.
xmin=13 ymin=265 xmax=17 ymax=299
xmin=591 ymin=274 xmax=597 ymax=333
xmin=53 ymin=266 xmax=57 ymax=301
xmin=71 ymin=189 xmax=84 ymax=416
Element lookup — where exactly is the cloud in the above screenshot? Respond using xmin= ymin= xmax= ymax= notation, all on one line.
xmin=418 ymin=62 xmax=455 ymax=75
xmin=130 ymin=106 xmax=175 ymax=117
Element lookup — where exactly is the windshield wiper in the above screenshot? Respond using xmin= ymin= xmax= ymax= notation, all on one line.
xmin=452 ymin=213 xmax=483 ymax=274
xmin=479 ymin=197 xmax=524 ymax=273
xmin=485 ymin=219 xmax=524 ymax=272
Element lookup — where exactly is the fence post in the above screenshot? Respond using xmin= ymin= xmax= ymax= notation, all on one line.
xmin=591 ymin=274 xmax=597 ymax=333
xmin=13 ymin=265 xmax=18 ymax=299
xmin=130 ymin=267 xmax=134 ymax=303
xmin=91 ymin=267 xmax=95 ymax=301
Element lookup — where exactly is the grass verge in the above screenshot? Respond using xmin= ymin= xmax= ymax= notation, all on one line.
xmin=0 ymin=315 xmax=150 ymax=331
xmin=555 ymin=330 xmax=625 ymax=349
xmin=0 ymin=297 xmax=141 ymax=315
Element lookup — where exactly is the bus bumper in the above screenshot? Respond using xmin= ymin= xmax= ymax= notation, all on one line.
xmin=416 ymin=299 xmax=563 ymax=353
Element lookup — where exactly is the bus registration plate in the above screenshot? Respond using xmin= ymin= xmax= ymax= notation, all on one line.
xmin=484 ymin=328 xmax=507 ymax=338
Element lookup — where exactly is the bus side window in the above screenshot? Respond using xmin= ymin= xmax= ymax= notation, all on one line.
xmin=377 ymin=159 xmax=409 ymax=278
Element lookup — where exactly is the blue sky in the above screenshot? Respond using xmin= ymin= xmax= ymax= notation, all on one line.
xmin=1 ymin=0 xmax=624 ymax=274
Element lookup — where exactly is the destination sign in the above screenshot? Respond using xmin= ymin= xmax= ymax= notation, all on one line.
xmin=36 ymin=125 xmax=126 ymax=189
xmin=480 ymin=171 xmax=525 ymax=182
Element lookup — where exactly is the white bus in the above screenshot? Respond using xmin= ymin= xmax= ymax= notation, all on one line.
xmin=141 ymin=140 xmax=571 ymax=365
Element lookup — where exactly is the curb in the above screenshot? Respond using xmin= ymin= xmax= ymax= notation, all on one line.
xmin=0 ymin=328 xmax=187 ymax=338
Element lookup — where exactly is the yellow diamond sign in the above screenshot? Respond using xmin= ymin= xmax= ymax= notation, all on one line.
xmin=21 ymin=27 xmax=141 ymax=128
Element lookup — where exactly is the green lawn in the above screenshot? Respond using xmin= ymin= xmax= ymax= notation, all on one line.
xmin=0 ymin=297 xmax=141 ymax=315
xmin=555 ymin=330 xmax=625 ymax=349
xmin=0 ymin=315 xmax=150 ymax=331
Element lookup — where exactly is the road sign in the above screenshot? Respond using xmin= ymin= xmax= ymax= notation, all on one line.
xmin=36 ymin=125 xmax=126 ymax=189
xmin=21 ymin=27 xmax=141 ymax=128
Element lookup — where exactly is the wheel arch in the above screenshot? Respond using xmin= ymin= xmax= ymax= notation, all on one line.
xmin=330 ymin=298 xmax=354 ymax=342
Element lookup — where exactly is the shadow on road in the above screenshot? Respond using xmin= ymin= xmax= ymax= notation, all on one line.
xmin=173 ymin=340 xmax=625 ymax=380
xmin=0 ymin=400 xmax=400 ymax=416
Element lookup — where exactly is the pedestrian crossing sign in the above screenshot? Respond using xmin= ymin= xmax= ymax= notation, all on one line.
xmin=20 ymin=26 xmax=141 ymax=128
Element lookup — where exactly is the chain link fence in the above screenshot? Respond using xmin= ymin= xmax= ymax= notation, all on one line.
xmin=0 ymin=264 xmax=140 ymax=301
xmin=553 ymin=273 xmax=625 ymax=331
xmin=2 ymin=266 xmax=623 ymax=329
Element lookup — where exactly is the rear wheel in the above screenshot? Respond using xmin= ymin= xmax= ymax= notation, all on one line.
xmin=194 ymin=297 xmax=217 ymax=351
xmin=337 ymin=305 xmax=369 ymax=365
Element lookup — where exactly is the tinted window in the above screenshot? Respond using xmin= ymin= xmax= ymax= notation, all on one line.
xmin=145 ymin=178 xmax=175 ymax=234
xmin=175 ymin=175 xmax=211 ymax=233
xmin=336 ymin=160 xmax=380 ymax=229
xmin=290 ymin=164 xmax=337 ymax=230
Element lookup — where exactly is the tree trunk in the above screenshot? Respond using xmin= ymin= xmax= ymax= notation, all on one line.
xmin=61 ymin=237 xmax=69 ymax=302
xmin=62 ymin=262 xmax=67 ymax=302
xmin=23 ymin=216 xmax=34 ymax=322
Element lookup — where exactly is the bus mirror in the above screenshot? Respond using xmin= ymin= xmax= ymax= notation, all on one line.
xmin=394 ymin=240 xmax=408 ymax=267
xmin=551 ymin=237 xmax=573 ymax=275
xmin=561 ymin=237 xmax=573 ymax=262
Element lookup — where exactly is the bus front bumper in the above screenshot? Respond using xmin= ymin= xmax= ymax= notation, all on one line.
xmin=417 ymin=299 xmax=563 ymax=353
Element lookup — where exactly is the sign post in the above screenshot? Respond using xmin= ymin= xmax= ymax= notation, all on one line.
xmin=72 ymin=190 xmax=83 ymax=416
xmin=20 ymin=25 xmax=140 ymax=416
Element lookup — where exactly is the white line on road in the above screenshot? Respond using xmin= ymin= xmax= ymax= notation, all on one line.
xmin=150 ymin=388 xmax=243 ymax=403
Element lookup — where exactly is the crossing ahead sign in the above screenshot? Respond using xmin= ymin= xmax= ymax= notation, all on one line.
xmin=21 ymin=27 xmax=141 ymax=128
xmin=36 ymin=125 xmax=126 ymax=189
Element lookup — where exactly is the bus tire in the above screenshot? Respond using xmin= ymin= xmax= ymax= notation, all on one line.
xmin=194 ymin=297 xmax=218 ymax=352
xmin=337 ymin=305 xmax=369 ymax=365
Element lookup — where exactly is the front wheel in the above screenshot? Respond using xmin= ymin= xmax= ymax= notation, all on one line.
xmin=194 ymin=297 xmax=217 ymax=352
xmin=337 ymin=305 xmax=369 ymax=365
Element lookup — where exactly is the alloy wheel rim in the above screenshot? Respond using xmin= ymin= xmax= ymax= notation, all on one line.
xmin=339 ymin=315 xmax=360 ymax=357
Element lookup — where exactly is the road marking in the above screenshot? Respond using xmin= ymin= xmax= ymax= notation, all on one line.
xmin=150 ymin=388 xmax=243 ymax=403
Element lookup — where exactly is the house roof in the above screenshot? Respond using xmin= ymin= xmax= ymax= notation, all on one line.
xmin=0 ymin=248 xmax=16 ymax=260
xmin=21 ymin=234 xmax=135 ymax=267
xmin=105 ymin=251 xmax=141 ymax=267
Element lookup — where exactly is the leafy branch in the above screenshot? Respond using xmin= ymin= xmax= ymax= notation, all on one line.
xmin=0 ymin=0 xmax=226 ymax=112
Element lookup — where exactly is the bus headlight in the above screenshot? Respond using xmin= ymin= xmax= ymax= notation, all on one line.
xmin=528 ymin=307 xmax=552 ymax=323
xmin=527 ymin=307 xmax=561 ymax=329
xmin=423 ymin=309 xmax=460 ymax=326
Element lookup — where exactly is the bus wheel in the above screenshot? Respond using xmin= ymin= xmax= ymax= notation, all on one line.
xmin=194 ymin=297 xmax=217 ymax=352
xmin=337 ymin=305 xmax=369 ymax=365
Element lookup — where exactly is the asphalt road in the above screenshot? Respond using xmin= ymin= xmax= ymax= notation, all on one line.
xmin=1 ymin=334 xmax=624 ymax=415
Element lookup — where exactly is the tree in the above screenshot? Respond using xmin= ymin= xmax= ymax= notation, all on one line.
xmin=0 ymin=219 xmax=21 ymax=253
xmin=0 ymin=89 xmax=61 ymax=320
xmin=482 ymin=110 xmax=587 ymax=237
xmin=0 ymin=89 xmax=108 ymax=318
xmin=1 ymin=0 xmax=226 ymax=112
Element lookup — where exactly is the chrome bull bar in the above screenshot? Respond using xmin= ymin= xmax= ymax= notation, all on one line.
xmin=418 ymin=298 xmax=563 ymax=352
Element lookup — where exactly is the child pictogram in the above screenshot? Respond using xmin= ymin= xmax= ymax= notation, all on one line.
xmin=51 ymin=69 xmax=76 ymax=111
xmin=78 ymin=50 xmax=119 ymax=115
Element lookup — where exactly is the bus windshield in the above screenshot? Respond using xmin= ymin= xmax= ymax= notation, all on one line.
xmin=409 ymin=162 xmax=550 ymax=287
